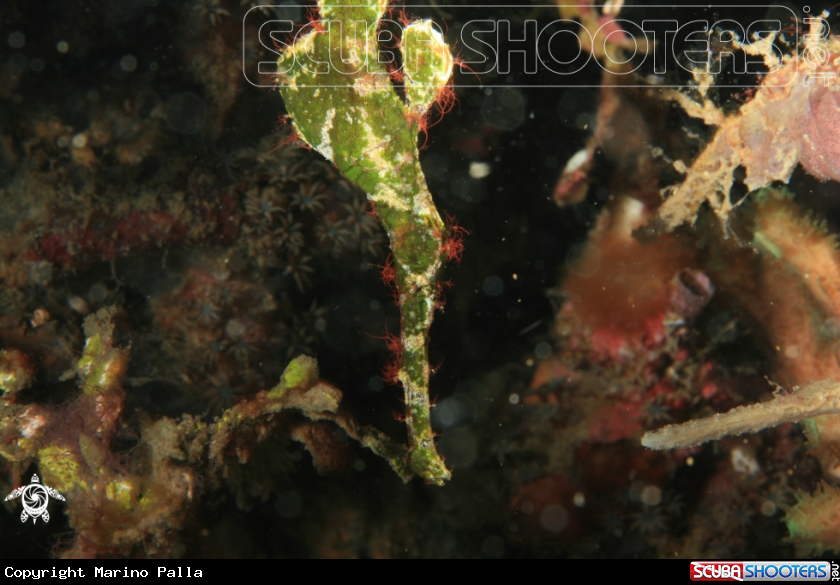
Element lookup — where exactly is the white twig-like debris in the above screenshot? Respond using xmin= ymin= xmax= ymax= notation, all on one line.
xmin=642 ymin=380 xmax=840 ymax=450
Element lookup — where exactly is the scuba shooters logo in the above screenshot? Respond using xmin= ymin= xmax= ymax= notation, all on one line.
xmin=691 ymin=561 xmax=836 ymax=581
xmin=244 ymin=4 xmax=802 ymax=89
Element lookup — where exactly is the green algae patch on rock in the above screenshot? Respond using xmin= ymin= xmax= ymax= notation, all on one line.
xmin=38 ymin=444 xmax=88 ymax=495
xmin=267 ymin=355 xmax=319 ymax=399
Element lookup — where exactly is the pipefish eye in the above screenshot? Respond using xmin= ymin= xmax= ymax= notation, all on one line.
xmin=821 ymin=318 xmax=840 ymax=340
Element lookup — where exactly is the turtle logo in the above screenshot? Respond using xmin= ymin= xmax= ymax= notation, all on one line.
xmin=4 ymin=474 xmax=65 ymax=524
